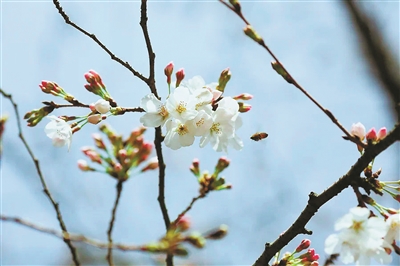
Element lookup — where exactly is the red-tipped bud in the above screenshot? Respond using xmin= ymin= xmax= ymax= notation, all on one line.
xmin=377 ymin=127 xmax=387 ymax=140
xmin=366 ymin=127 xmax=377 ymax=142
xmin=89 ymin=104 xmax=96 ymax=112
xmin=164 ymin=61 xmax=174 ymax=85
xmin=190 ymin=158 xmax=200 ymax=177
xmin=175 ymin=68 xmax=185 ymax=87
xmin=114 ymin=163 xmax=123 ymax=172
xmin=118 ymin=149 xmax=127 ymax=160
xmin=310 ymin=261 xmax=319 ymax=266
xmin=296 ymin=239 xmax=311 ymax=253
xmin=39 ymin=80 xmax=65 ymax=96
xmin=176 ymin=215 xmax=191 ymax=231
xmin=238 ymin=102 xmax=252 ymax=113
xmin=233 ymin=93 xmax=253 ymax=101
xmin=82 ymin=147 xmax=102 ymax=164
xmin=215 ymin=156 xmax=230 ymax=175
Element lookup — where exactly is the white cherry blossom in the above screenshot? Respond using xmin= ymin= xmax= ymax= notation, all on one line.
xmin=351 ymin=122 xmax=366 ymax=140
xmin=44 ymin=115 xmax=72 ymax=150
xmin=384 ymin=212 xmax=400 ymax=244
xmin=140 ymin=93 xmax=170 ymax=127
xmin=164 ymin=118 xmax=196 ymax=150
xmin=324 ymin=207 xmax=391 ymax=265
xmin=166 ymin=86 xmax=198 ymax=121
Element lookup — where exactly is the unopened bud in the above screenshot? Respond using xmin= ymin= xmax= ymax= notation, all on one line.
xmin=173 ymin=246 xmax=188 ymax=256
xmin=185 ymin=232 xmax=206 ymax=248
xmin=296 ymin=239 xmax=311 ymax=253
xmin=214 ymin=156 xmax=230 ymax=176
xmin=141 ymin=157 xmax=159 ymax=172
xmin=229 ymin=0 xmax=241 ymax=13
xmin=190 ymin=158 xmax=200 ymax=177
xmin=216 ymin=68 xmax=231 ymax=92
xmin=238 ymin=102 xmax=252 ymax=113
xmin=94 ymin=99 xmax=111 ymax=114
xmin=243 ymin=25 xmax=263 ymax=44
xmin=87 ymin=114 xmax=102 ymax=125
xmin=366 ymin=127 xmax=377 ymax=142
xmin=176 ymin=215 xmax=191 ymax=231
xmin=175 ymin=68 xmax=185 ymax=87
xmin=271 ymin=61 xmax=293 ymax=84
xmin=377 ymin=127 xmax=387 ymax=140
xmin=92 ymin=133 xmax=107 ymax=150
xmin=82 ymin=147 xmax=102 ymax=164
xmin=205 ymin=224 xmax=228 ymax=240
xmin=233 ymin=93 xmax=253 ymax=101
xmin=77 ymin=159 xmax=94 ymax=171
xmin=164 ymin=61 xmax=174 ymax=85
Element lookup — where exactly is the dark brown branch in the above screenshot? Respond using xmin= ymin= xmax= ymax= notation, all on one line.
xmin=0 ymin=89 xmax=80 ymax=266
xmin=140 ymin=0 xmax=157 ymax=97
xmin=106 ymin=180 xmax=124 ymax=266
xmin=43 ymin=101 xmax=90 ymax=109
xmin=52 ymin=0 xmax=148 ymax=85
xmin=218 ymin=0 xmax=365 ymax=148
xmin=253 ymin=123 xmax=400 ymax=266
xmin=1 ymin=215 xmax=143 ymax=252
xmin=343 ymin=0 xmax=400 ymax=119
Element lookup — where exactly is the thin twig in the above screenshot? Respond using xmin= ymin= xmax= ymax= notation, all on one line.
xmin=106 ymin=180 xmax=124 ymax=266
xmin=0 ymin=89 xmax=80 ymax=266
xmin=219 ymin=0 xmax=366 ymax=148
xmin=351 ymin=185 xmax=367 ymax=208
xmin=253 ymin=123 xmax=400 ymax=266
xmin=140 ymin=0 xmax=157 ymax=97
xmin=52 ymin=0 xmax=148 ymax=85
xmin=343 ymin=0 xmax=400 ymax=119
xmin=173 ymin=194 xmax=205 ymax=225
xmin=1 ymin=214 xmax=144 ymax=252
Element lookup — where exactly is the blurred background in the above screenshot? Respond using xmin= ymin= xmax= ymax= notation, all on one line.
xmin=1 ymin=0 xmax=399 ymax=265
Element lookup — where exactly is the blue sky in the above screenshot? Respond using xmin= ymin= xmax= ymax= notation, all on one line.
xmin=1 ymin=0 xmax=399 ymax=265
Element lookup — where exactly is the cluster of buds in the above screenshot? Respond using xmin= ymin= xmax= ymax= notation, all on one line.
xmin=273 ymin=239 xmax=319 ymax=266
xmin=164 ymin=61 xmax=185 ymax=90
xmin=39 ymin=81 xmax=76 ymax=103
xmin=84 ymin=70 xmax=116 ymax=107
xmin=140 ymin=215 xmax=228 ymax=256
xmin=233 ymin=93 xmax=253 ymax=113
xmin=77 ymin=124 xmax=157 ymax=181
xmin=24 ymin=105 xmax=55 ymax=127
xmin=350 ymin=122 xmax=387 ymax=153
xmin=190 ymin=157 xmax=232 ymax=196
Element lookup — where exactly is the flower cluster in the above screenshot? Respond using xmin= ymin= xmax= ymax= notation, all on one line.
xmin=78 ymin=124 xmax=157 ymax=180
xmin=272 ymin=239 xmax=319 ymax=266
xmin=141 ymin=215 xmax=228 ymax=256
xmin=350 ymin=122 xmax=387 ymax=153
xmin=325 ymin=207 xmax=400 ymax=265
xmin=140 ymin=73 xmax=245 ymax=152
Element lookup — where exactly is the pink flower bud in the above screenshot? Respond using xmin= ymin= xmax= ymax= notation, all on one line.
xmin=310 ymin=262 xmax=319 ymax=266
xmin=164 ymin=61 xmax=174 ymax=85
xmin=77 ymin=160 xmax=91 ymax=171
xmin=366 ymin=127 xmax=377 ymax=141
xmin=190 ymin=158 xmax=200 ymax=176
xmin=233 ymin=93 xmax=253 ymax=101
xmin=176 ymin=215 xmax=191 ymax=231
xmin=87 ymin=114 xmax=101 ymax=125
xmin=114 ymin=163 xmax=123 ymax=172
xmin=215 ymin=156 xmax=230 ymax=175
xmin=118 ymin=149 xmax=127 ymax=159
xmin=295 ymin=239 xmax=311 ymax=252
xmin=141 ymin=157 xmax=159 ymax=172
xmin=377 ymin=127 xmax=387 ymax=140
xmin=238 ymin=102 xmax=252 ymax=113
xmin=350 ymin=122 xmax=366 ymax=140
xmin=82 ymin=147 xmax=102 ymax=164
xmin=175 ymin=68 xmax=185 ymax=87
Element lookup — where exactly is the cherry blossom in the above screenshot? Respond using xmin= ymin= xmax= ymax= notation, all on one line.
xmin=140 ymin=93 xmax=170 ymax=127
xmin=44 ymin=115 xmax=72 ymax=150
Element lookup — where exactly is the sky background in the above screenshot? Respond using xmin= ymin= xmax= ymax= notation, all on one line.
xmin=1 ymin=0 xmax=399 ymax=265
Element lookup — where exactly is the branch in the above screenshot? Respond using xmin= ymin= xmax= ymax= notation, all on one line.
xmin=173 ymin=194 xmax=205 ymax=225
xmin=140 ymin=0 xmax=157 ymax=97
xmin=52 ymin=0 xmax=148 ymax=85
xmin=343 ymin=0 xmax=400 ymax=119
xmin=219 ymin=0 xmax=365 ymax=148
xmin=253 ymin=122 xmax=400 ymax=265
xmin=0 ymin=89 xmax=81 ymax=266
xmin=106 ymin=180 xmax=124 ymax=266
xmin=1 ymin=214 xmax=143 ymax=252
